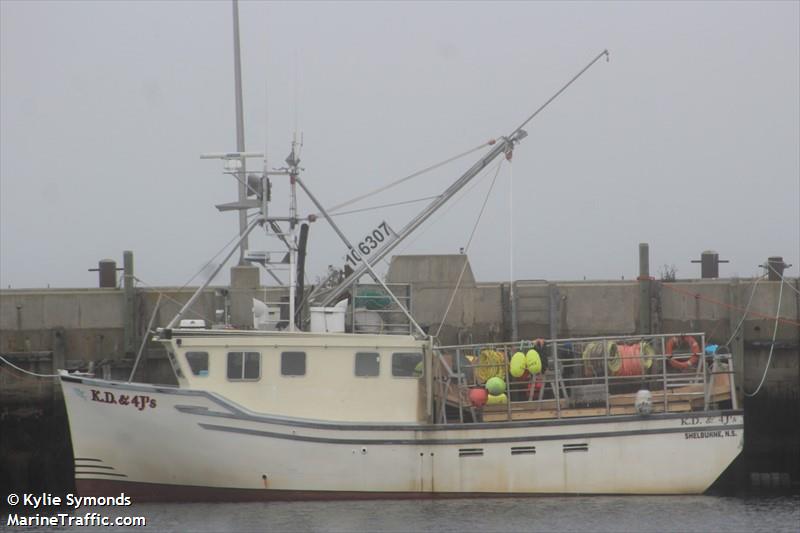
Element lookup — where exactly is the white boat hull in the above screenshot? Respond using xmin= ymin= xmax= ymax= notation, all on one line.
xmin=61 ymin=374 xmax=743 ymax=500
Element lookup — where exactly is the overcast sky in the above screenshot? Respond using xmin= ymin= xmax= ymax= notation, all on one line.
xmin=1 ymin=1 xmax=798 ymax=289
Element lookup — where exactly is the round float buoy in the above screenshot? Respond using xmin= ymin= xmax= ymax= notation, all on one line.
xmin=525 ymin=349 xmax=542 ymax=374
xmin=510 ymin=351 xmax=526 ymax=378
xmin=486 ymin=376 xmax=506 ymax=396
xmin=469 ymin=387 xmax=488 ymax=407
xmin=635 ymin=389 xmax=653 ymax=416
xmin=486 ymin=393 xmax=508 ymax=405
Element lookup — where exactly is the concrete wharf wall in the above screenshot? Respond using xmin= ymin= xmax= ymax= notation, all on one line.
xmin=1 ymin=257 xmax=798 ymax=393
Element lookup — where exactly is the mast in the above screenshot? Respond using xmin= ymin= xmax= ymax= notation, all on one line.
xmin=232 ymin=0 xmax=248 ymax=264
xmin=286 ymin=136 xmax=301 ymax=332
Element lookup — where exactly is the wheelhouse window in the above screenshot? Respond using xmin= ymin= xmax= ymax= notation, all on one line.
xmin=227 ymin=351 xmax=260 ymax=381
xmin=392 ymin=352 xmax=423 ymax=378
xmin=185 ymin=351 xmax=209 ymax=376
xmin=355 ymin=352 xmax=380 ymax=377
xmin=281 ymin=351 xmax=306 ymax=376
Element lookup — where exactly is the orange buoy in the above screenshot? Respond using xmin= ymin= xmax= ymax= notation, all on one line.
xmin=665 ymin=336 xmax=700 ymax=370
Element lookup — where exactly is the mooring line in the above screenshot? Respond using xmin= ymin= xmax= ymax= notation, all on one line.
xmin=744 ymin=276 xmax=785 ymax=397
xmin=0 ymin=354 xmax=60 ymax=379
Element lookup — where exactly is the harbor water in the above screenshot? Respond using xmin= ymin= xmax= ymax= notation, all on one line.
xmin=3 ymin=494 xmax=798 ymax=532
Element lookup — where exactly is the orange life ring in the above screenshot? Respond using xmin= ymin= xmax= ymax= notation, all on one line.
xmin=665 ymin=336 xmax=700 ymax=370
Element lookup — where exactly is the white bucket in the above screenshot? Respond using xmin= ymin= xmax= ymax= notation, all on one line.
xmin=309 ymin=299 xmax=348 ymax=333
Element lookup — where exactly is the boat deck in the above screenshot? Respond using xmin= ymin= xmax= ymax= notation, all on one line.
xmin=432 ymin=333 xmax=736 ymax=424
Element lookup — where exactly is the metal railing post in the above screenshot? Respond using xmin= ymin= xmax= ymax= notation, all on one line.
xmin=701 ymin=334 xmax=709 ymax=411
xmin=502 ymin=346 xmax=512 ymax=422
xmin=455 ymin=348 xmax=464 ymax=423
xmin=661 ymin=336 xmax=668 ymax=412
xmin=729 ymin=352 xmax=738 ymax=410
xmin=603 ymin=339 xmax=610 ymax=415
xmin=553 ymin=341 xmax=561 ymax=419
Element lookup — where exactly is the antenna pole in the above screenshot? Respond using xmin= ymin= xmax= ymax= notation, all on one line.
xmin=232 ymin=0 xmax=248 ymax=263
xmin=289 ymin=144 xmax=298 ymax=332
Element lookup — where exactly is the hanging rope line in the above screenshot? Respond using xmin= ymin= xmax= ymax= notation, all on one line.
xmin=508 ymin=155 xmax=515 ymax=339
xmin=434 ymin=159 xmax=505 ymax=339
xmin=744 ymin=276 xmax=786 ymax=397
xmin=765 ymin=263 xmax=800 ymax=296
xmin=723 ymin=275 xmax=766 ymax=348
xmin=0 ymin=354 xmax=60 ymax=379
xmin=322 ymin=140 xmax=495 ymax=216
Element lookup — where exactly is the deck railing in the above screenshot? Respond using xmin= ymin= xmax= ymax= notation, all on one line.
xmin=432 ymin=333 xmax=737 ymax=424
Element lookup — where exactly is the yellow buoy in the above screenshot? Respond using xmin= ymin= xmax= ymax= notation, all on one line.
xmin=486 ymin=393 xmax=508 ymax=405
xmin=510 ymin=351 xmax=526 ymax=378
xmin=525 ymin=349 xmax=542 ymax=374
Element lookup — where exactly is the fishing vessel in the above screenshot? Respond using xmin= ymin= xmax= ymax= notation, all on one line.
xmin=58 ymin=33 xmax=743 ymax=499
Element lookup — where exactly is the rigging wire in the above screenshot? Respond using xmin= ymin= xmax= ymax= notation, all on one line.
xmin=743 ymin=275 xmax=785 ymax=397
xmin=434 ymin=160 xmax=505 ymax=339
xmin=321 ymin=140 xmax=495 ymax=216
xmin=128 ymin=293 xmax=163 ymax=382
xmin=509 ymin=49 xmax=609 ymax=137
xmin=174 ymin=229 xmax=247 ymax=293
xmin=389 ymin=154 xmax=501 ymax=259
xmin=328 ymin=195 xmax=439 ymax=217
xmin=133 ymin=276 xmax=213 ymax=324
